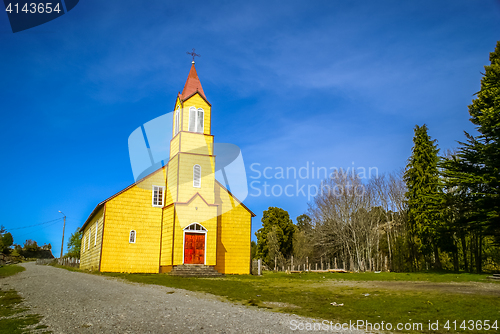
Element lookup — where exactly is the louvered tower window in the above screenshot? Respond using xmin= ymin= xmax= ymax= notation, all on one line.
xmin=175 ymin=107 xmax=180 ymax=135
xmin=188 ymin=107 xmax=204 ymax=133
xmin=193 ymin=164 xmax=201 ymax=188
xmin=197 ymin=108 xmax=204 ymax=133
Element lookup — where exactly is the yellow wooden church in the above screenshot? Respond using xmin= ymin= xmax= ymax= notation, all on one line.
xmin=79 ymin=62 xmax=255 ymax=274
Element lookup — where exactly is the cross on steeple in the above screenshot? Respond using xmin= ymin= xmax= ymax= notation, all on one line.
xmin=186 ymin=48 xmax=200 ymax=62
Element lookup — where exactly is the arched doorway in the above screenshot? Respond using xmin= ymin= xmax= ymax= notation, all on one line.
xmin=183 ymin=223 xmax=207 ymax=264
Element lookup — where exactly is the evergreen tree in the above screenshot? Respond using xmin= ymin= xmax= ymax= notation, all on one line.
xmin=255 ymin=207 xmax=295 ymax=264
xmin=404 ymin=124 xmax=441 ymax=269
xmin=441 ymin=41 xmax=500 ymax=271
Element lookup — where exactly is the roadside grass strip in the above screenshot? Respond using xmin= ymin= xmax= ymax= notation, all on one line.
xmin=0 ymin=265 xmax=48 ymax=334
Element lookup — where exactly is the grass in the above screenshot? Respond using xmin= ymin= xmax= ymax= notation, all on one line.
xmin=0 ymin=265 xmax=47 ymax=334
xmin=0 ymin=265 xmax=25 ymax=279
xmin=99 ymin=270 xmax=499 ymax=333
xmin=53 ymin=264 xmax=500 ymax=333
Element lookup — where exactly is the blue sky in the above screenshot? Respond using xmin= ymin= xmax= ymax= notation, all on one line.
xmin=1 ymin=0 xmax=499 ymax=256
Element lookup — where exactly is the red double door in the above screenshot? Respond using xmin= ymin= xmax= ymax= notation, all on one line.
xmin=184 ymin=233 xmax=205 ymax=264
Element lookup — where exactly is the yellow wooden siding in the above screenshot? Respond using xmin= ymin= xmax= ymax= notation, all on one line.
xmin=99 ymin=168 xmax=165 ymax=273
xmin=80 ymin=206 xmax=104 ymax=271
xmin=181 ymin=94 xmax=211 ymax=135
xmin=214 ymin=183 xmax=252 ymax=274
xmin=179 ymin=132 xmax=213 ymax=155
xmin=160 ymin=205 xmax=174 ymax=266
xmin=173 ymin=197 xmax=218 ymax=265
xmin=169 ymin=134 xmax=180 ymax=158
xmin=166 ymin=155 xmax=179 ymax=202
xmin=177 ymin=154 xmax=215 ymax=204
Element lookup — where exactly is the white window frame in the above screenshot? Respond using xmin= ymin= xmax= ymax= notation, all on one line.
xmin=129 ymin=230 xmax=136 ymax=244
xmin=193 ymin=164 xmax=201 ymax=188
xmin=82 ymin=235 xmax=85 ymax=253
xmin=152 ymin=185 xmax=165 ymax=207
xmin=87 ymin=231 xmax=90 ymax=250
xmin=174 ymin=107 xmax=180 ymax=135
xmin=188 ymin=106 xmax=204 ymax=133
xmin=94 ymin=221 xmax=98 ymax=246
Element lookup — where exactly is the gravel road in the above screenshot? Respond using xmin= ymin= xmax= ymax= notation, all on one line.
xmin=1 ymin=263 xmax=367 ymax=334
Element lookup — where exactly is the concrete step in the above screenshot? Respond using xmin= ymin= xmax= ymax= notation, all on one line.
xmin=169 ymin=265 xmax=223 ymax=277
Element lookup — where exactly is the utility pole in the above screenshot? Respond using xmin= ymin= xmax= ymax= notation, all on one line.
xmin=59 ymin=211 xmax=66 ymax=259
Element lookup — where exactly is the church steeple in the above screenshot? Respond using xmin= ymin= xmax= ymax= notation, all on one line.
xmin=181 ymin=62 xmax=207 ymax=101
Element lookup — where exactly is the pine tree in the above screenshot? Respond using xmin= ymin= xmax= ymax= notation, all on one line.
xmin=404 ymin=124 xmax=441 ymax=269
xmin=463 ymin=41 xmax=500 ymax=242
xmin=441 ymin=41 xmax=500 ymax=271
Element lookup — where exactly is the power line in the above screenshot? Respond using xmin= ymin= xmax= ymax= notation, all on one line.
xmin=14 ymin=220 xmax=63 ymax=239
xmin=6 ymin=217 xmax=63 ymax=230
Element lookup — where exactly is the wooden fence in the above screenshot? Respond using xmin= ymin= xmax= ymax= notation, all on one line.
xmin=36 ymin=257 xmax=80 ymax=268
xmin=260 ymin=255 xmax=390 ymax=273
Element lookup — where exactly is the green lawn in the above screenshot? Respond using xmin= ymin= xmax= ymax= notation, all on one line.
xmin=0 ymin=264 xmax=25 ymax=279
xmin=92 ymin=270 xmax=500 ymax=333
xmin=0 ymin=265 xmax=48 ymax=334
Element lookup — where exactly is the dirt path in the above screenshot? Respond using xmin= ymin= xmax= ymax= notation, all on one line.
xmin=1 ymin=263 xmax=366 ymax=334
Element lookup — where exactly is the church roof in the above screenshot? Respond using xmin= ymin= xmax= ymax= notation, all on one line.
xmin=181 ymin=62 xmax=207 ymax=101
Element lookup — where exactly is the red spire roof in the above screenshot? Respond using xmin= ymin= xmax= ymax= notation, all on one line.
xmin=181 ymin=62 xmax=206 ymax=101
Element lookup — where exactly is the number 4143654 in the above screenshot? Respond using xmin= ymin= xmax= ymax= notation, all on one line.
xmin=444 ymin=320 xmax=498 ymax=331
xmin=5 ymin=3 xmax=62 ymax=14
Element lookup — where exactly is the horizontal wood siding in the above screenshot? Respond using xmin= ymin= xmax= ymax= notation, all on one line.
xmin=99 ymin=168 xmax=165 ymax=273
xmin=80 ymin=206 xmax=104 ymax=271
xmin=214 ymin=183 xmax=252 ymax=274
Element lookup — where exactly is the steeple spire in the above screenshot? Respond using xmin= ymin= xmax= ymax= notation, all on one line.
xmin=181 ymin=62 xmax=206 ymax=101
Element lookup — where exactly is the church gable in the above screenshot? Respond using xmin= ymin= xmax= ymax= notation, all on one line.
xmin=215 ymin=181 xmax=256 ymax=218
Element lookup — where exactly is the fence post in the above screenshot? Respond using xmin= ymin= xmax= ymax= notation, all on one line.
xmin=306 ymin=257 xmax=308 ymax=271
xmin=291 ymin=256 xmax=294 ymax=271
xmin=274 ymin=257 xmax=277 ymax=271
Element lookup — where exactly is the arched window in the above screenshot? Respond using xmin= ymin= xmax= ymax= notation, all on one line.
xmin=174 ymin=107 xmax=180 ymax=135
xmin=129 ymin=230 xmax=136 ymax=244
xmin=193 ymin=164 xmax=201 ymax=188
xmin=184 ymin=223 xmax=207 ymax=231
xmin=188 ymin=106 xmax=204 ymax=133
